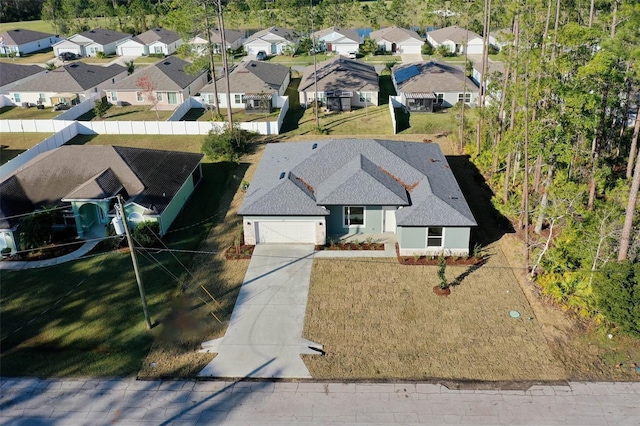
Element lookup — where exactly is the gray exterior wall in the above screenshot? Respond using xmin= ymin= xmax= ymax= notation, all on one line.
xmin=326 ymin=205 xmax=384 ymax=236
xmin=397 ymin=226 xmax=471 ymax=256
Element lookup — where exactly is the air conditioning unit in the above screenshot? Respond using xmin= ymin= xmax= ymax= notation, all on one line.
xmin=116 ymin=101 xmax=124 ymax=107
xmin=21 ymin=102 xmax=30 ymax=109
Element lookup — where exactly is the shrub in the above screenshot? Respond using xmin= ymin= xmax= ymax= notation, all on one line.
xmin=422 ymin=43 xmax=434 ymax=55
xmin=437 ymin=254 xmax=449 ymax=289
xmin=201 ymin=125 xmax=256 ymax=162
xmin=593 ymin=261 xmax=640 ymax=337
xmin=132 ymin=221 xmax=161 ymax=248
xmin=96 ymin=51 xmax=106 ymax=59
xmin=93 ymin=97 xmax=109 ymax=118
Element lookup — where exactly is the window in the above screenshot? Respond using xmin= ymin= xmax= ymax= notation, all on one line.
xmin=458 ymin=93 xmax=471 ymax=104
xmin=156 ymin=92 xmax=163 ymax=102
xmin=426 ymin=227 xmax=443 ymax=248
xmin=136 ymin=91 xmax=144 ymax=102
xmin=359 ymin=92 xmax=372 ymax=103
xmin=234 ymin=94 xmax=242 ymax=104
xmin=154 ymin=46 xmax=163 ymax=54
xmin=110 ymin=91 xmax=118 ymax=101
xmin=111 ymin=78 xmax=115 ymax=84
xmin=344 ymin=206 xmax=364 ymax=226
xmin=167 ymin=92 xmax=178 ymax=105
xmin=436 ymin=93 xmax=444 ymax=104
xmin=14 ymin=93 xmax=21 ymax=102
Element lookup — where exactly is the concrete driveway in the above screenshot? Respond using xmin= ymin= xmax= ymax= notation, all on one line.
xmin=401 ymin=53 xmax=424 ymax=64
xmin=199 ymin=244 xmax=322 ymax=379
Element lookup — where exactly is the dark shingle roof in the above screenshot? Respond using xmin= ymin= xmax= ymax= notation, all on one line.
xmin=1 ymin=28 xmax=57 ymax=45
xmin=393 ymin=60 xmax=479 ymax=94
xmin=239 ymin=139 xmax=476 ymax=227
xmin=77 ymin=28 xmax=131 ymax=45
xmin=245 ymin=26 xmax=295 ymax=44
xmin=0 ymin=62 xmax=44 ymax=87
xmin=299 ymin=56 xmax=379 ymax=93
xmin=10 ymin=62 xmax=125 ymax=92
xmin=108 ymin=57 xmax=203 ymax=91
xmin=132 ymin=28 xmax=181 ymax=45
xmin=0 ymin=146 xmax=203 ymax=229
xmin=201 ymin=60 xmax=289 ymax=94
xmin=207 ymin=28 xmax=244 ymax=44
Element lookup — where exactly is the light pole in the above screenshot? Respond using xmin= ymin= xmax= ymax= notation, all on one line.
xmin=310 ymin=0 xmax=319 ymax=127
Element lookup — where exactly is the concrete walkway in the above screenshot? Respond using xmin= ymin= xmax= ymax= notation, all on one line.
xmin=199 ymin=244 xmax=322 ymax=379
xmin=0 ymin=238 xmax=100 ymax=271
xmin=401 ymin=53 xmax=424 ymax=64
xmin=1 ymin=377 xmax=639 ymax=424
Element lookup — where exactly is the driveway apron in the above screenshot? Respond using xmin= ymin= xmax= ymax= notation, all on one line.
xmin=199 ymin=244 xmax=322 ymax=379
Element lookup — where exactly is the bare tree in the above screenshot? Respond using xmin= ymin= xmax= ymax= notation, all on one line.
xmin=136 ymin=74 xmax=160 ymax=120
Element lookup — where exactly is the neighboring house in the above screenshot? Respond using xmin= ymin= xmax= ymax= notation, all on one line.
xmin=369 ymin=26 xmax=424 ymax=54
xmin=9 ymin=62 xmax=127 ymax=107
xmin=0 ymin=28 xmax=61 ymax=56
xmin=200 ymin=60 xmax=289 ymax=112
xmin=105 ymin=57 xmax=207 ymax=110
xmin=0 ymin=62 xmax=46 ymax=94
xmin=53 ymin=28 xmax=132 ymax=57
xmin=312 ymin=26 xmax=360 ymax=55
xmin=472 ymin=60 xmax=504 ymax=102
xmin=191 ymin=28 xmax=244 ymax=54
xmin=489 ymin=28 xmax=511 ymax=50
xmin=116 ymin=28 xmax=183 ymax=57
xmin=243 ymin=26 xmax=296 ymax=56
xmin=298 ymin=56 xmax=379 ymax=111
xmin=392 ymin=60 xmax=479 ymax=112
xmin=239 ymin=138 xmax=477 ymax=256
xmin=0 ymin=145 xmax=203 ymax=254
xmin=426 ymin=25 xmax=485 ymax=55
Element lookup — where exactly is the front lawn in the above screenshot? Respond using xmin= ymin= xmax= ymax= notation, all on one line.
xmin=267 ymin=53 xmax=330 ymax=65
xmin=79 ymin=56 xmax=116 ymax=64
xmin=0 ymin=132 xmax=53 ymax=165
xmin=0 ymin=105 xmax=61 ymax=120
xmin=180 ymin=107 xmax=281 ymax=123
xmin=283 ymin=104 xmax=393 ymax=137
xmin=76 ymin=105 xmax=174 ymax=121
xmin=0 ymin=51 xmax=55 ymax=64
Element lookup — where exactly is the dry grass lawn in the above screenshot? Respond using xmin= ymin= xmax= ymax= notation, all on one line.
xmin=0 ymin=132 xmax=53 ymax=165
xmin=0 ymin=105 xmax=61 ymax=120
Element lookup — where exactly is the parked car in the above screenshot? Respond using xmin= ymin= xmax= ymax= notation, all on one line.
xmin=348 ymin=51 xmax=357 ymax=59
xmin=58 ymin=52 xmax=79 ymax=61
xmin=256 ymin=50 xmax=267 ymax=61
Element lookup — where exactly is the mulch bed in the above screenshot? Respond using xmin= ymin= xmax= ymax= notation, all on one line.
xmin=396 ymin=244 xmax=485 ymax=266
xmin=224 ymin=245 xmax=255 ymax=260
xmin=315 ymin=242 xmax=385 ymax=251
xmin=2 ymin=240 xmax=84 ymax=262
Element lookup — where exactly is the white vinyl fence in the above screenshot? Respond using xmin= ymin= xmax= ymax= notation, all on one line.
xmin=389 ymin=95 xmax=404 ymax=134
xmin=54 ymin=94 xmax=100 ymax=121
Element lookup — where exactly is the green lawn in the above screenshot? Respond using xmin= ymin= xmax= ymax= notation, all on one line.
xmin=0 ymin=20 xmax=56 ymax=33
xmin=77 ymin=105 xmax=174 ymax=121
xmin=0 ymin=134 xmax=236 ymax=377
xmin=180 ymin=107 xmax=281 ymax=123
xmin=0 ymin=51 xmax=55 ymax=64
xmin=268 ymin=53 xmax=330 ymax=65
xmin=0 ymin=105 xmax=61 ymax=120
xmin=79 ymin=56 xmax=117 ymax=64
xmin=0 ymin=133 xmax=53 ymax=165
xmin=397 ymin=109 xmax=460 ymax=135
xmin=65 ymin=134 xmax=205 ymax=152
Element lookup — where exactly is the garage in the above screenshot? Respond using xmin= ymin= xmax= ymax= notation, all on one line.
xmin=400 ymin=44 xmax=423 ymax=54
xmin=255 ymin=220 xmax=317 ymax=244
xmin=55 ymin=47 xmax=81 ymax=56
xmin=118 ymin=46 xmax=143 ymax=56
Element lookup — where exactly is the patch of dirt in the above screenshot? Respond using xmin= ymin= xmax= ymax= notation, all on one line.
xmin=224 ymin=245 xmax=255 ymax=260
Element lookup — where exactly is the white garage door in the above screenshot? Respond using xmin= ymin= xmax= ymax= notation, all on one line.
xmin=119 ymin=46 xmax=142 ymax=56
xmin=256 ymin=221 xmax=316 ymax=243
xmin=57 ymin=47 xmax=80 ymax=55
xmin=402 ymin=44 xmax=422 ymax=54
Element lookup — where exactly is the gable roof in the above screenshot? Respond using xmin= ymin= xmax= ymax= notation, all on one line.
xmin=76 ymin=28 xmax=131 ymax=45
xmin=245 ymin=26 xmax=295 ymax=44
xmin=1 ymin=28 xmax=57 ymax=45
xmin=131 ymin=28 xmax=181 ymax=45
xmin=427 ymin=26 xmax=482 ymax=44
xmin=11 ymin=62 xmax=125 ymax=92
xmin=207 ymin=28 xmax=244 ymax=44
xmin=370 ymin=26 xmax=423 ymax=44
xmin=0 ymin=62 xmax=45 ymax=87
xmin=299 ymin=56 xmax=379 ymax=93
xmin=239 ymin=139 xmax=476 ymax=228
xmin=393 ymin=61 xmax=479 ymax=94
xmin=0 ymin=146 xmax=203 ymax=229
xmin=312 ymin=26 xmax=360 ymax=43
xmin=109 ymin=57 xmax=204 ymax=91
xmin=201 ymin=60 xmax=289 ymax=94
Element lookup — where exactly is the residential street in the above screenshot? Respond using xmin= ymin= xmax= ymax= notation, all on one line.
xmin=1 ymin=378 xmax=638 ymax=425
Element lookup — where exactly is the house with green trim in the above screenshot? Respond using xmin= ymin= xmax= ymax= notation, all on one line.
xmin=238 ymin=139 xmax=477 ymax=256
xmin=0 ymin=145 xmax=203 ymax=255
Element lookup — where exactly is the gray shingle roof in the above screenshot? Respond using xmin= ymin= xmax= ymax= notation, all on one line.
xmin=239 ymin=139 xmax=476 ymax=227
xmin=207 ymin=28 xmax=244 ymax=44
xmin=0 ymin=146 xmax=203 ymax=229
xmin=393 ymin=61 xmax=479 ymax=94
xmin=201 ymin=60 xmax=289 ymax=94
xmin=11 ymin=62 xmax=125 ymax=92
xmin=132 ymin=28 xmax=181 ymax=45
xmin=370 ymin=26 xmax=423 ymax=43
xmin=427 ymin=26 xmax=482 ymax=44
xmin=245 ymin=26 xmax=295 ymax=44
xmin=299 ymin=56 xmax=379 ymax=93
xmin=77 ymin=28 xmax=131 ymax=45
xmin=1 ymin=28 xmax=57 ymax=45
xmin=108 ymin=57 xmax=203 ymax=91
xmin=0 ymin=62 xmax=44 ymax=86
xmin=312 ymin=27 xmax=360 ymax=43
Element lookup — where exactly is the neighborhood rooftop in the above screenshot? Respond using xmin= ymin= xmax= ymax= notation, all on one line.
xmin=299 ymin=56 xmax=379 ymax=93
xmin=0 ymin=62 xmax=44 ymax=86
xmin=394 ymin=61 xmax=479 ymax=94
xmin=312 ymin=26 xmax=360 ymax=43
xmin=109 ymin=57 xmax=203 ymax=90
xmin=427 ymin=25 xmax=482 ymax=44
xmin=203 ymin=60 xmax=289 ymax=94
xmin=10 ymin=62 xmax=125 ymax=92
xmin=370 ymin=26 xmax=423 ymax=43
xmin=245 ymin=26 xmax=294 ymax=43
xmin=76 ymin=28 xmax=131 ymax=44
xmin=130 ymin=28 xmax=181 ymax=45
xmin=0 ymin=28 xmax=57 ymax=45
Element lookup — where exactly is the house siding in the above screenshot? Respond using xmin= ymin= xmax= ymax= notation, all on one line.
xmin=1 ymin=36 xmax=60 ymax=55
xmin=157 ymin=166 xmax=198 ymax=234
xmin=326 ymin=205 xmax=383 ymax=235
xmin=397 ymin=225 xmax=471 ymax=256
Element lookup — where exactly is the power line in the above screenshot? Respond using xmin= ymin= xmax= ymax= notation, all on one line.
xmin=0 ymin=205 xmax=71 ymax=221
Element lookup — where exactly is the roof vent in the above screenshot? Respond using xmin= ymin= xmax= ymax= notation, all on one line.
xmin=279 ymin=172 xmax=286 ymax=179
xmin=450 ymin=196 xmax=459 ymax=200
xmin=163 ymin=61 xmax=170 ymax=65
xmin=312 ymin=143 xmax=317 ymax=149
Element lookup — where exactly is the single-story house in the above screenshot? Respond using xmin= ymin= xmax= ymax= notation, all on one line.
xmin=191 ymin=28 xmax=244 ymax=54
xmin=0 ymin=62 xmax=46 ymax=94
xmin=426 ymin=26 xmax=485 ymax=55
xmin=312 ymin=26 xmax=360 ymax=55
xmin=298 ymin=56 xmax=379 ymax=111
xmin=53 ymin=28 xmax=132 ymax=57
xmin=0 ymin=145 xmax=203 ymax=254
xmin=472 ymin=60 xmax=504 ymax=104
xmin=392 ymin=60 xmax=479 ymax=112
xmin=9 ymin=62 xmax=127 ymax=107
xmin=243 ymin=26 xmax=296 ymax=56
xmin=369 ymin=26 xmax=424 ymax=54
xmin=200 ymin=60 xmax=289 ymax=112
xmin=239 ymin=138 xmax=477 ymax=256
xmin=489 ymin=29 xmax=511 ymax=50
xmin=105 ymin=57 xmax=207 ymax=109
xmin=0 ymin=28 xmax=61 ymax=56
xmin=116 ymin=28 xmax=183 ymax=57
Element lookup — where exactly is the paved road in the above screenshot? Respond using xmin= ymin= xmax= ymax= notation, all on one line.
xmin=1 ymin=378 xmax=639 ymax=425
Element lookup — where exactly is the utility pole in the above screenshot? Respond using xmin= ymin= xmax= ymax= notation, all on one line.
xmin=116 ymin=195 xmax=152 ymax=329
xmin=216 ymin=0 xmax=234 ymax=128
xmin=311 ymin=0 xmax=319 ymax=127
xmin=202 ymin=0 xmax=220 ymax=117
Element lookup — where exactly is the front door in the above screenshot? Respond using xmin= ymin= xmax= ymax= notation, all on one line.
xmin=383 ymin=206 xmax=396 ymax=233
xmin=271 ymin=43 xmax=277 ymax=54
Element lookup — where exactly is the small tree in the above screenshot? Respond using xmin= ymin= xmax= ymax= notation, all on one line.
xmin=136 ymin=74 xmax=160 ymax=119
xmin=124 ymin=59 xmax=135 ymax=75
xmin=437 ymin=254 xmax=449 ymax=290
xmin=359 ymin=38 xmax=379 ymax=56
xmin=93 ymin=97 xmax=109 ymax=119
xmin=19 ymin=208 xmax=56 ymax=251
xmin=201 ymin=125 xmax=256 ymax=163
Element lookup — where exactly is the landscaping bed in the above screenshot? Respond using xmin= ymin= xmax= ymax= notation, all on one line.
xmin=316 ymin=241 xmax=385 ymax=251
xmin=224 ymin=245 xmax=255 ymax=260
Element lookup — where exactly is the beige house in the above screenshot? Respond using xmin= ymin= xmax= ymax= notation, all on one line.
xmin=298 ymin=56 xmax=379 ymax=111
xmin=369 ymin=26 xmax=424 ymax=54
xmin=105 ymin=57 xmax=207 ymax=110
